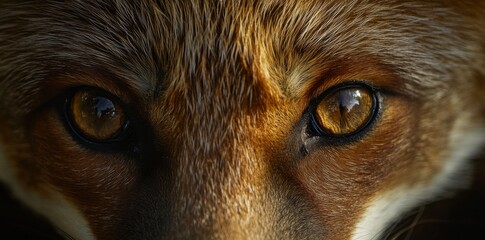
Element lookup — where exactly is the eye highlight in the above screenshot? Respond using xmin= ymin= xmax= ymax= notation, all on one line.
xmin=66 ymin=88 xmax=128 ymax=143
xmin=310 ymin=84 xmax=378 ymax=137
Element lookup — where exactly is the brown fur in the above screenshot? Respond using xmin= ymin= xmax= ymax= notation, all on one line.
xmin=0 ymin=1 xmax=484 ymax=239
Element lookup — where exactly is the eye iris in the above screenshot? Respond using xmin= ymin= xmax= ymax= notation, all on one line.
xmin=69 ymin=90 xmax=125 ymax=142
xmin=314 ymin=87 xmax=374 ymax=136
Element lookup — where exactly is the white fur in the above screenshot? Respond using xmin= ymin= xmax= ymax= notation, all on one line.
xmin=352 ymin=127 xmax=485 ymax=240
xmin=0 ymin=146 xmax=94 ymax=240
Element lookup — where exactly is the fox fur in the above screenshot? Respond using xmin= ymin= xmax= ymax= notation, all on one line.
xmin=0 ymin=1 xmax=484 ymax=239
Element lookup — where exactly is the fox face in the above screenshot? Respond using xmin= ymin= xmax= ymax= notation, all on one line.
xmin=0 ymin=1 xmax=484 ymax=239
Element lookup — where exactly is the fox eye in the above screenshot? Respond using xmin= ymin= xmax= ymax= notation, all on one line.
xmin=66 ymin=88 xmax=129 ymax=143
xmin=310 ymin=84 xmax=378 ymax=137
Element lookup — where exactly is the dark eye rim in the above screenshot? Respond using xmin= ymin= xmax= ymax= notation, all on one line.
xmin=307 ymin=82 xmax=380 ymax=139
xmin=62 ymin=86 xmax=133 ymax=147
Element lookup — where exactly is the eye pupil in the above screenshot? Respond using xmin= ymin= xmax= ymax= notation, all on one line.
xmin=68 ymin=89 xmax=126 ymax=142
xmin=313 ymin=86 xmax=376 ymax=136
xmin=339 ymin=90 xmax=361 ymax=113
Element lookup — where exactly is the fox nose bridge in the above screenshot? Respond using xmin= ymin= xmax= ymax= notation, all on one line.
xmin=168 ymin=111 xmax=269 ymax=233
xmin=155 ymin=29 xmax=282 ymax=234
xmin=162 ymin=75 xmax=279 ymax=234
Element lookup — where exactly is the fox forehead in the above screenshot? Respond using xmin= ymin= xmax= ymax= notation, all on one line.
xmin=1 ymin=0 xmax=481 ymax=114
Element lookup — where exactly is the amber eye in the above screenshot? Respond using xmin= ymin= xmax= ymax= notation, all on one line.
xmin=311 ymin=85 xmax=377 ymax=137
xmin=67 ymin=88 xmax=128 ymax=143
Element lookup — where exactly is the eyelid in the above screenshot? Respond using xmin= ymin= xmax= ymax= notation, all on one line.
xmin=299 ymin=57 xmax=403 ymax=102
xmin=309 ymin=81 xmax=379 ymax=108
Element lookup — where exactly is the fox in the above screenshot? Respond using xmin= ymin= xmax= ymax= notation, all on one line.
xmin=0 ymin=0 xmax=484 ymax=239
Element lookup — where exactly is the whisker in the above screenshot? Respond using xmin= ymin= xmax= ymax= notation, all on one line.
xmin=55 ymin=227 xmax=77 ymax=240
xmin=381 ymin=206 xmax=426 ymax=240
xmin=389 ymin=206 xmax=425 ymax=240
